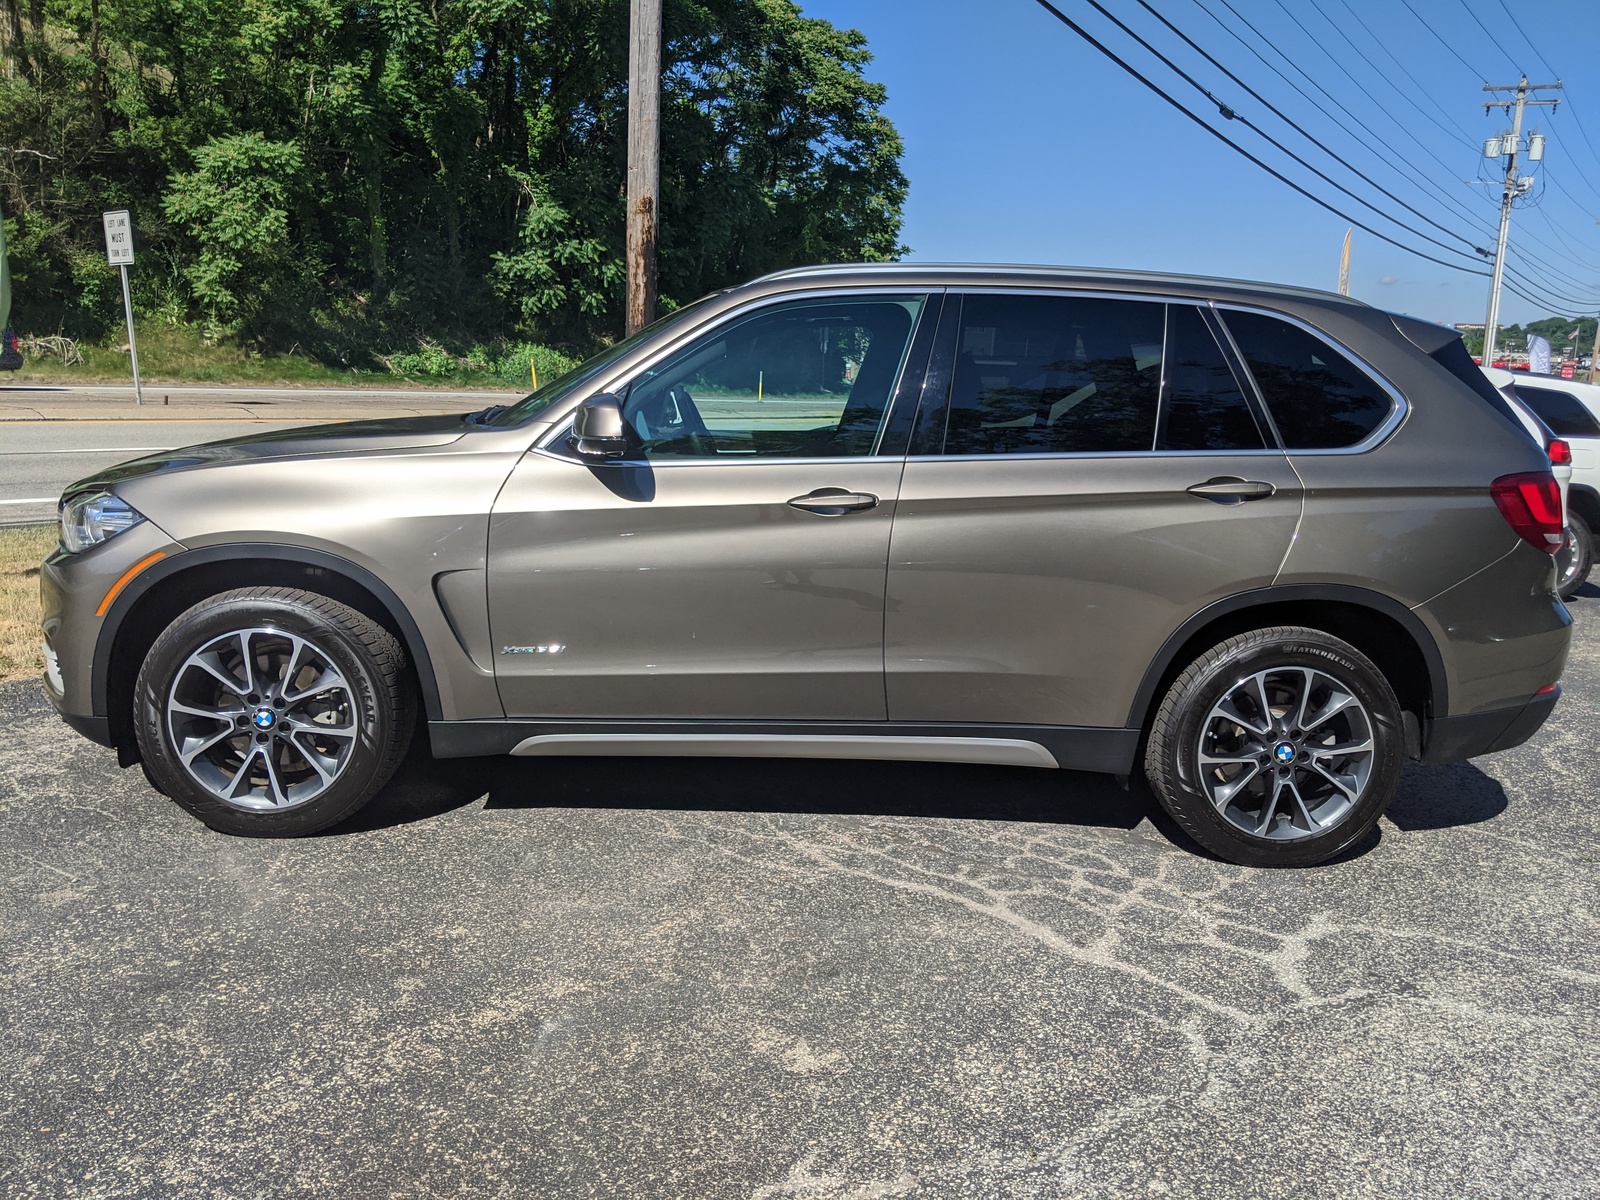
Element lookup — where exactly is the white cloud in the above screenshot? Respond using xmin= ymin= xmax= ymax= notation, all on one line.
xmin=1378 ymin=275 xmax=1399 ymax=285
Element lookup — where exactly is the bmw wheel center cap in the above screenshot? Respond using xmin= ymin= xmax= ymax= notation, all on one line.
xmin=252 ymin=709 xmax=278 ymax=731
xmin=1274 ymin=741 xmax=1297 ymax=765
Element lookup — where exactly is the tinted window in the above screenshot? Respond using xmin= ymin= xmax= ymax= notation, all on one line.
xmin=1515 ymin=385 xmax=1600 ymax=437
xmin=1223 ymin=310 xmax=1394 ymax=449
xmin=618 ymin=295 xmax=926 ymax=458
xmin=1160 ymin=305 xmax=1265 ymax=450
xmin=942 ymin=294 xmax=1162 ymax=455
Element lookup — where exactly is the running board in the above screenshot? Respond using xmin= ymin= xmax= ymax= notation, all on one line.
xmin=508 ymin=733 xmax=1060 ymax=769
xmin=428 ymin=720 xmax=1141 ymax=775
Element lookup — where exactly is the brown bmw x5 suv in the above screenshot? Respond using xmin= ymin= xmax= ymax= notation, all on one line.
xmin=40 ymin=265 xmax=1571 ymax=866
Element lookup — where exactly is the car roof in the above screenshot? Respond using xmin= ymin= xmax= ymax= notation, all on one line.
xmin=1505 ymin=371 xmax=1600 ymax=402
xmin=743 ymin=262 xmax=1374 ymax=309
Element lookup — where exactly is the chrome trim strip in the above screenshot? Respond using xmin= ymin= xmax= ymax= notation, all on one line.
xmin=508 ymin=732 xmax=1061 ymax=768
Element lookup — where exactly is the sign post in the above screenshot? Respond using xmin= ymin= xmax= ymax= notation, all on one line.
xmin=101 ymin=210 xmax=142 ymax=406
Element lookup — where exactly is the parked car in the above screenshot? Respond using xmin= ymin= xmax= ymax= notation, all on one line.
xmin=1482 ymin=367 xmax=1584 ymax=597
xmin=1501 ymin=372 xmax=1600 ymax=598
xmin=39 ymin=266 xmax=1570 ymax=867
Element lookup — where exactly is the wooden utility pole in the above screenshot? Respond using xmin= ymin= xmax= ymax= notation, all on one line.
xmin=625 ymin=0 xmax=661 ymax=335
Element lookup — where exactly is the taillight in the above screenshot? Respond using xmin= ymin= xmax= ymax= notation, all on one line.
xmin=1549 ymin=438 xmax=1572 ymax=466
xmin=1491 ymin=471 xmax=1564 ymax=554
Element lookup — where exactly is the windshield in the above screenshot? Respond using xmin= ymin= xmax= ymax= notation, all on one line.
xmin=484 ymin=295 xmax=723 ymax=427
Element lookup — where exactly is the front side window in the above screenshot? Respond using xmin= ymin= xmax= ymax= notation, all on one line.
xmin=1221 ymin=309 xmax=1394 ymax=449
xmin=1515 ymin=385 xmax=1600 ymax=437
xmin=616 ymin=295 xmax=927 ymax=459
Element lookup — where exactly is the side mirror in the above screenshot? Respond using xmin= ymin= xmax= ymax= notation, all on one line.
xmin=571 ymin=393 xmax=629 ymax=459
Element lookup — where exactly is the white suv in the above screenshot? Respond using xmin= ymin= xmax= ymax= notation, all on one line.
xmin=1506 ymin=373 xmax=1600 ymax=597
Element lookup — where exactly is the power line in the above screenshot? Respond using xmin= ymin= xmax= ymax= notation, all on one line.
xmin=1181 ymin=0 xmax=1597 ymax=302
xmin=1316 ymin=0 xmax=1483 ymax=148
xmin=1026 ymin=0 xmax=1489 ymax=278
xmin=1126 ymin=0 xmax=1491 ymax=261
xmin=1065 ymin=0 xmax=1493 ymax=273
xmin=1190 ymin=0 xmax=1498 ymax=241
xmin=1395 ymin=0 xmax=1490 ymax=80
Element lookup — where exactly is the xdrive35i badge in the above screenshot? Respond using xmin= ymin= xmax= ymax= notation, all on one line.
xmin=501 ymin=645 xmax=566 ymax=655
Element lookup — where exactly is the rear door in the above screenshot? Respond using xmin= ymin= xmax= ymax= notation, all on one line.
xmin=885 ymin=292 xmax=1302 ymax=730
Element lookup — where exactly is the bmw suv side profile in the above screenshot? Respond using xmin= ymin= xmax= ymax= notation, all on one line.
xmin=40 ymin=265 xmax=1571 ymax=867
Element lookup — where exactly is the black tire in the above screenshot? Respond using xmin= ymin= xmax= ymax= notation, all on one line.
xmin=1143 ymin=626 xmax=1404 ymax=868
xmin=1557 ymin=511 xmax=1593 ymax=600
xmin=134 ymin=587 xmax=414 ymax=836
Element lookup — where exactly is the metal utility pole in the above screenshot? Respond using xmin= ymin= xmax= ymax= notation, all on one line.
xmin=1481 ymin=78 xmax=1561 ymax=367
xmin=625 ymin=0 xmax=661 ymax=336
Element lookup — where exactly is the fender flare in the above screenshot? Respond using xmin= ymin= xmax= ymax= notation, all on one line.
xmin=1125 ymin=583 xmax=1448 ymax=730
xmin=91 ymin=543 xmax=443 ymax=721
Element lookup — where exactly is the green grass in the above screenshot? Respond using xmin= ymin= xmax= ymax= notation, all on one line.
xmin=0 ymin=524 xmax=56 ymax=684
xmin=7 ymin=322 xmax=552 ymax=390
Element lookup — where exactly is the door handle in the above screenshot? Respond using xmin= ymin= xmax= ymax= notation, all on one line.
xmin=787 ymin=488 xmax=880 ymax=515
xmin=1186 ymin=476 xmax=1276 ymax=503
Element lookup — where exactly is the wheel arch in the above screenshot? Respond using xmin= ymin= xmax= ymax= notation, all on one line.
xmin=1127 ymin=585 xmax=1446 ymax=745
xmin=1567 ymin=482 xmax=1600 ymax=530
xmin=95 ymin=544 xmax=442 ymax=764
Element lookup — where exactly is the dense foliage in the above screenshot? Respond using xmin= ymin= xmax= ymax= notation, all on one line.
xmin=0 ymin=0 xmax=906 ymax=362
xmin=1463 ymin=316 xmax=1598 ymax=361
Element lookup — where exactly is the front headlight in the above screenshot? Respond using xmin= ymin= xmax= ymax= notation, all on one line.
xmin=59 ymin=492 xmax=144 ymax=553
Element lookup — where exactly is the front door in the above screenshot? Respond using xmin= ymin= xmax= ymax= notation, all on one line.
xmin=885 ymin=293 xmax=1304 ymax=730
xmin=488 ymin=292 xmax=935 ymax=720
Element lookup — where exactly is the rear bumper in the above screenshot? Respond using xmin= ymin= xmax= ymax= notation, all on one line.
xmin=1422 ymin=687 xmax=1561 ymax=765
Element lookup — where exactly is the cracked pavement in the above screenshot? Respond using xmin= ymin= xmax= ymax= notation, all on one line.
xmin=2 ymin=598 xmax=1597 ymax=1198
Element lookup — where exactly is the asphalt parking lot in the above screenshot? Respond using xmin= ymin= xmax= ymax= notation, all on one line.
xmin=3 ymin=600 xmax=1598 ymax=1198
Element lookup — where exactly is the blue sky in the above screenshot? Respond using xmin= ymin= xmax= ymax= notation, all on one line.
xmin=799 ymin=0 xmax=1600 ymax=327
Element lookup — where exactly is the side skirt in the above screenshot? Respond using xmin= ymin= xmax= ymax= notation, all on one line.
xmin=427 ymin=719 xmax=1140 ymax=776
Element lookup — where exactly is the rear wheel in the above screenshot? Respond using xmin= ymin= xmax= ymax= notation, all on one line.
xmin=134 ymin=587 xmax=414 ymax=836
xmin=1144 ymin=626 xmax=1404 ymax=867
xmin=1557 ymin=511 xmax=1592 ymax=600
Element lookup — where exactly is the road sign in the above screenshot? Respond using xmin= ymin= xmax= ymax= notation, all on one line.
xmin=102 ymin=210 xmax=135 ymax=265
xmin=102 ymin=210 xmax=142 ymax=404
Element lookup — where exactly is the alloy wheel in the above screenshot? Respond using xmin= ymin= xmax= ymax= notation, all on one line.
xmin=1196 ymin=666 xmax=1375 ymax=841
xmin=164 ymin=626 xmax=360 ymax=812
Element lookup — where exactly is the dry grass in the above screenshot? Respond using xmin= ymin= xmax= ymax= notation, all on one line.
xmin=0 ymin=524 xmax=58 ymax=683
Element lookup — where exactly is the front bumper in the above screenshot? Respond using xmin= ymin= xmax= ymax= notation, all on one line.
xmin=40 ymin=519 xmax=184 ymax=736
xmin=1421 ymin=686 xmax=1561 ymax=765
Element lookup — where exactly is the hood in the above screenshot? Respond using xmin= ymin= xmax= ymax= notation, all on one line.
xmin=66 ymin=412 xmax=473 ymax=497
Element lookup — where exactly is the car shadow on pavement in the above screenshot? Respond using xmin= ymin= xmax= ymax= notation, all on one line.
xmin=342 ymin=749 xmax=1157 ymax=835
xmin=335 ymin=738 xmax=1511 ymax=857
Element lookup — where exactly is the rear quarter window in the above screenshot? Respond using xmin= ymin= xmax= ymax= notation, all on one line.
xmin=1221 ymin=309 xmax=1394 ymax=449
xmin=1515 ymin=385 xmax=1600 ymax=437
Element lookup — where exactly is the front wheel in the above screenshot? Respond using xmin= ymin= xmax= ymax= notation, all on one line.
xmin=1557 ymin=511 xmax=1593 ymax=600
xmin=1143 ymin=626 xmax=1404 ymax=868
xmin=134 ymin=587 xmax=414 ymax=836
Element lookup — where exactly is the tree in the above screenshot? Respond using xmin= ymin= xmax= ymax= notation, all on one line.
xmin=0 ymin=0 xmax=907 ymax=356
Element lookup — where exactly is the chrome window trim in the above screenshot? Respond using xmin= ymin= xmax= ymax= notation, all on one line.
xmin=528 ymin=446 xmax=908 ymax=469
xmin=902 ymin=447 xmax=1290 ymax=464
xmin=1209 ymin=301 xmax=1409 ymax=455
xmin=533 ymin=287 xmax=939 ymax=459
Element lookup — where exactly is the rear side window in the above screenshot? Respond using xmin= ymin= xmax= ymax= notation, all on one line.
xmin=942 ymin=293 xmax=1163 ymax=455
xmin=1516 ymin=385 xmax=1600 ymax=437
xmin=1222 ymin=310 xmax=1394 ymax=449
xmin=1160 ymin=305 xmax=1265 ymax=451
